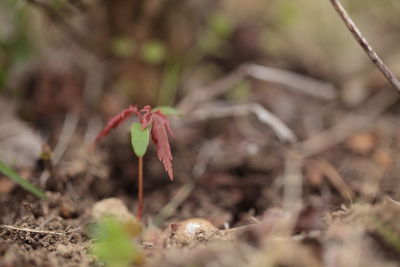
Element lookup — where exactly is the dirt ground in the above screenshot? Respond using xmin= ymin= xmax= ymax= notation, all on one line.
xmin=1 ymin=0 xmax=400 ymax=266
xmin=1 ymin=87 xmax=400 ymax=266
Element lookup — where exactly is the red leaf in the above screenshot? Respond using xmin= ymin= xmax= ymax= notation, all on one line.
xmin=95 ymin=105 xmax=174 ymax=181
xmin=151 ymin=112 xmax=174 ymax=180
xmin=141 ymin=106 xmax=174 ymax=180
xmin=140 ymin=105 xmax=153 ymax=129
xmin=94 ymin=105 xmax=140 ymax=142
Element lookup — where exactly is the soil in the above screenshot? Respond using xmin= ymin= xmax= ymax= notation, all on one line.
xmin=1 ymin=2 xmax=400 ymax=264
xmin=1 ymin=105 xmax=400 ymax=266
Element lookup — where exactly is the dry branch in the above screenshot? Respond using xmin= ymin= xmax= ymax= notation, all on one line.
xmin=178 ymin=64 xmax=337 ymax=112
xmin=245 ymin=64 xmax=336 ymax=100
xmin=330 ymin=0 xmax=400 ymax=92
xmin=313 ymin=159 xmax=354 ymax=201
xmin=187 ymin=102 xmax=297 ymax=143
xmin=39 ymin=112 xmax=79 ymax=186
xmin=154 ymin=140 xmax=221 ymax=224
xmin=0 ymin=224 xmax=80 ymax=236
xmin=25 ymin=0 xmax=99 ymax=55
xmin=296 ymin=89 xmax=399 ymax=157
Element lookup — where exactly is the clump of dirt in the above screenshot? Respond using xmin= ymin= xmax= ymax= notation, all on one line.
xmin=0 ymin=193 xmax=94 ymax=266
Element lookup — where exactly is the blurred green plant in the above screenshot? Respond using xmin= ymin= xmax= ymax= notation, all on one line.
xmin=111 ymin=37 xmax=136 ymax=58
xmin=140 ymin=40 xmax=167 ymax=65
xmin=209 ymin=12 xmax=233 ymax=39
xmin=0 ymin=159 xmax=46 ymax=198
xmin=157 ymin=10 xmax=234 ymax=106
xmin=198 ymin=11 xmax=233 ymax=56
xmin=373 ymin=216 xmax=400 ymax=254
xmin=157 ymin=60 xmax=183 ymax=106
xmin=90 ymin=217 xmax=143 ymax=267
xmin=0 ymin=0 xmax=34 ymax=90
xmin=276 ymin=1 xmax=298 ymax=28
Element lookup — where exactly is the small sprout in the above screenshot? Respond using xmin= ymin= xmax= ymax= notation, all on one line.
xmin=0 ymin=159 xmax=46 ymax=199
xmin=140 ymin=40 xmax=166 ymax=65
xmin=90 ymin=217 xmax=143 ymax=267
xmin=94 ymin=105 xmax=178 ymax=220
xmin=110 ymin=37 xmax=136 ymax=57
xmin=208 ymin=12 xmax=233 ymax=39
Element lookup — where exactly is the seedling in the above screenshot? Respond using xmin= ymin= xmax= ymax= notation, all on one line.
xmin=90 ymin=217 xmax=143 ymax=267
xmin=94 ymin=105 xmax=177 ymax=221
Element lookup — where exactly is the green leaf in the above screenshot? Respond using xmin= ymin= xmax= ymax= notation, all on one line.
xmin=153 ymin=106 xmax=182 ymax=116
xmin=110 ymin=36 xmax=136 ymax=57
xmin=0 ymin=160 xmax=46 ymax=199
xmin=130 ymin=122 xmax=150 ymax=158
xmin=140 ymin=40 xmax=166 ymax=65
xmin=90 ymin=217 xmax=142 ymax=267
xmin=209 ymin=12 xmax=233 ymax=39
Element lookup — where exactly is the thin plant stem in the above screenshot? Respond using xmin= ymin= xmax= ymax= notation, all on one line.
xmin=329 ymin=0 xmax=400 ymax=92
xmin=137 ymin=157 xmax=144 ymax=221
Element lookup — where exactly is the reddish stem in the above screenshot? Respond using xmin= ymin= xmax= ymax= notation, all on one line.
xmin=137 ymin=157 xmax=144 ymax=221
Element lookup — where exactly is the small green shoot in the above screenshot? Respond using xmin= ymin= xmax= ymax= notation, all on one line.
xmin=140 ymin=40 xmax=166 ymax=65
xmin=0 ymin=159 xmax=46 ymax=199
xmin=110 ymin=37 xmax=136 ymax=57
xmin=208 ymin=12 xmax=233 ymax=39
xmin=90 ymin=217 xmax=143 ymax=267
xmin=157 ymin=61 xmax=183 ymax=106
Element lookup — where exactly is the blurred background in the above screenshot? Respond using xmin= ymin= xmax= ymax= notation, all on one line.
xmin=2 ymin=0 xmax=400 ymax=210
xmin=1 ymin=0 xmax=400 ymax=265
xmin=2 ymin=0 xmax=400 ymax=220
xmin=1 ymin=0 xmax=400 ymax=112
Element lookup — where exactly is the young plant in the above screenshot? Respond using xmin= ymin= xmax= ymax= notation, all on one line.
xmin=94 ymin=105 xmax=177 ymax=221
xmin=90 ymin=216 xmax=143 ymax=267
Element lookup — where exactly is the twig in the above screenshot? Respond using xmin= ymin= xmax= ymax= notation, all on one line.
xmin=192 ymin=139 xmax=222 ymax=178
xmin=256 ymin=149 xmax=304 ymax=240
xmin=313 ymin=159 xmax=354 ymax=202
xmin=154 ymin=140 xmax=221 ymax=224
xmin=40 ymin=112 xmax=80 ymax=186
xmin=281 ymin=150 xmax=303 ymax=224
xmin=38 ymin=212 xmax=56 ymax=228
xmin=83 ymin=57 xmax=107 ymax=110
xmin=385 ymin=196 xmax=400 ymax=207
xmin=178 ymin=64 xmax=337 ymax=112
xmin=53 ymin=113 xmax=80 ymax=164
xmin=0 ymin=224 xmax=80 ymax=236
xmin=296 ymin=88 xmax=399 ymax=157
xmin=329 ymin=0 xmax=400 ymax=92
xmin=25 ymin=0 xmax=100 ymax=55
xmin=250 ymin=103 xmax=297 ymax=143
xmin=244 ymin=64 xmax=336 ymax=100
xmin=84 ymin=116 xmax=103 ymax=144
xmin=178 ymin=68 xmax=245 ymax=112
xmin=187 ymin=103 xmax=297 ymax=143
xmin=154 ymin=181 xmax=195 ymax=225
